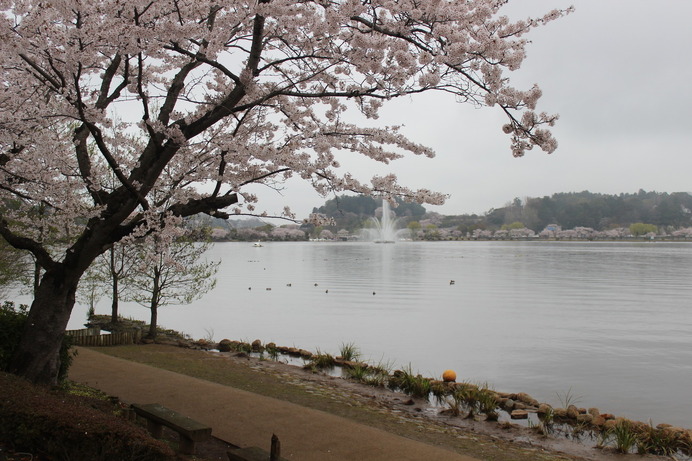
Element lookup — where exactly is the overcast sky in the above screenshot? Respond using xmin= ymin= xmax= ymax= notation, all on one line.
xmin=248 ymin=1 xmax=692 ymax=220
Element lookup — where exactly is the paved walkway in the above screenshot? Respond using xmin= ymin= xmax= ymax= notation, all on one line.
xmin=69 ymin=347 xmax=480 ymax=461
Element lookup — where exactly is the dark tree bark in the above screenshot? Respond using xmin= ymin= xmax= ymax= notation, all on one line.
xmin=110 ymin=247 xmax=119 ymax=324
xmin=9 ymin=267 xmax=81 ymax=385
xmin=148 ymin=302 xmax=158 ymax=340
xmin=147 ymin=260 xmax=162 ymax=340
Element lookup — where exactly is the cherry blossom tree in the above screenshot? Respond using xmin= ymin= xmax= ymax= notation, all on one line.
xmin=0 ymin=0 xmax=569 ymax=383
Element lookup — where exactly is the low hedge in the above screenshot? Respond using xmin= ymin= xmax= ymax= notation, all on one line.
xmin=0 ymin=372 xmax=175 ymax=461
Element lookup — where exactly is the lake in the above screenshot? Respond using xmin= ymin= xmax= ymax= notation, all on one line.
xmin=69 ymin=240 xmax=692 ymax=428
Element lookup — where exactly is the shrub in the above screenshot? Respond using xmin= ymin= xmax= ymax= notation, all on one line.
xmin=0 ymin=301 xmax=27 ymax=370
xmin=0 ymin=372 xmax=175 ymax=461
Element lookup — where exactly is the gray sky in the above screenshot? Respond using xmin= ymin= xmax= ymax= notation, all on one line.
xmin=249 ymin=1 xmax=692 ymax=220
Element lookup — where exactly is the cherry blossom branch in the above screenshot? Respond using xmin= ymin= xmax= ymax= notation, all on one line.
xmin=165 ymin=43 xmax=241 ymax=85
xmin=166 ymin=193 xmax=239 ymax=219
xmin=0 ymin=216 xmax=56 ymax=270
xmin=237 ymin=167 xmax=293 ymax=188
xmin=17 ymin=54 xmax=62 ymax=93
xmin=95 ymin=54 xmax=130 ymax=110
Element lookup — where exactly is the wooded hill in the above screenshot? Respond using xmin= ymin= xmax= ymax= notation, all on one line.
xmin=312 ymin=191 xmax=692 ymax=233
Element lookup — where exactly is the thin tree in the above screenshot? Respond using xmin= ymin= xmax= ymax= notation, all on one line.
xmin=0 ymin=1 xmax=569 ymax=384
xmin=125 ymin=233 xmax=219 ymax=340
xmin=104 ymin=242 xmax=139 ymax=324
xmin=76 ymin=263 xmax=106 ymax=320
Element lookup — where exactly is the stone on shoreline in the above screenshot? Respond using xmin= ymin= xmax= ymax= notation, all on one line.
xmin=218 ymin=339 xmax=233 ymax=352
xmin=591 ymin=415 xmax=606 ymax=427
xmin=576 ymin=414 xmax=593 ymax=424
xmin=566 ymin=405 xmax=580 ymax=419
xmin=536 ymin=404 xmax=551 ymax=415
xmin=515 ymin=392 xmax=539 ymax=407
xmin=510 ymin=410 xmax=529 ymax=419
xmin=191 ymin=334 xmax=692 ymax=441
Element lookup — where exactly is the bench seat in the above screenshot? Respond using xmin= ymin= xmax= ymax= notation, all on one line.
xmin=131 ymin=403 xmax=211 ymax=454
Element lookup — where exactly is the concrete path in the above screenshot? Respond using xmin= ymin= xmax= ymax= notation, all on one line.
xmin=69 ymin=347 xmax=480 ymax=461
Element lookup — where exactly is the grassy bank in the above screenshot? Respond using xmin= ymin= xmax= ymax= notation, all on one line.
xmin=92 ymin=344 xmax=585 ymax=461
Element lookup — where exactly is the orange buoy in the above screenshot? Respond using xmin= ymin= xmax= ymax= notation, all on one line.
xmin=442 ymin=369 xmax=457 ymax=383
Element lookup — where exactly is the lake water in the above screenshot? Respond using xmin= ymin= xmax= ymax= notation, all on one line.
xmin=69 ymin=240 xmax=692 ymax=428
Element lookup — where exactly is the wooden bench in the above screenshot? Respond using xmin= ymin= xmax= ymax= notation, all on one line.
xmin=131 ymin=403 xmax=212 ymax=455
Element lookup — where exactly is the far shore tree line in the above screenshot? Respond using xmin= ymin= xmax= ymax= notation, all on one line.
xmin=194 ymin=191 xmax=692 ymax=242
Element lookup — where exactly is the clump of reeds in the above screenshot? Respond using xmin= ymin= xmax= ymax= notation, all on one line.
xmin=388 ymin=365 xmax=431 ymax=400
xmin=304 ymin=349 xmax=336 ymax=372
xmin=338 ymin=342 xmax=361 ymax=362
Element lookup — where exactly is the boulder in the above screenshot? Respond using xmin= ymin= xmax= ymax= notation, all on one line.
xmin=251 ymin=339 xmax=263 ymax=352
xmin=631 ymin=420 xmax=649 ymax=432
xmin=603 ymin=420 xmax=618 ymax=431
xmin=553 ymin=408 xmax=567 ymax=419
xmin=510 ymin=410 xmax=529 ymax=419
xmin=683 ymin=430 xmax=692 ymax=443
xmin=515 ymin=392 xmax=539 ymax=407
xmin=286 ymin=347 xmax=301 ymax=356
xmin=592 ymin=415 xmax=606 ymax=427
xmin=455 ymin=382 xmax=477 ymax=391
xmin=218 ymin=339 xmax=233 ymax=352
xmin=576 ymin=414 xmax=593 ymax=424
xmin=536 ymin=404 xmax=552 ymax=415
xmin=566 ymin=405 xmax=580 ymax=419
xmin=588 ymin=407 xmax=600 ymax=417
xmin=661 ymin=426 xmax=686 ymax=440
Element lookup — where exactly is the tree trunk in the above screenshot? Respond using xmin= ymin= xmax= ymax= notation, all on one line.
xmin=148 ymin=268 xmax=160 ymax=339
xmin=110 ymin=246 xmax=119 ymax=324
xmin=148 ymin=300 xmax=158 ymax=339
xmin=111 ymin=276 xmax=119 ymax=324
xmin=9 ymin=267 xmax=80 ymax=385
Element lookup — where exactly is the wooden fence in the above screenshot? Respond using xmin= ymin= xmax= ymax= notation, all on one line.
xmin=65 ymin=328 xmax=141 ymax=347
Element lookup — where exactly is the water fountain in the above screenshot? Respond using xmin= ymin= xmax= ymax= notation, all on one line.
xmin=360 ymin=199 xmax=407 ymax=243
